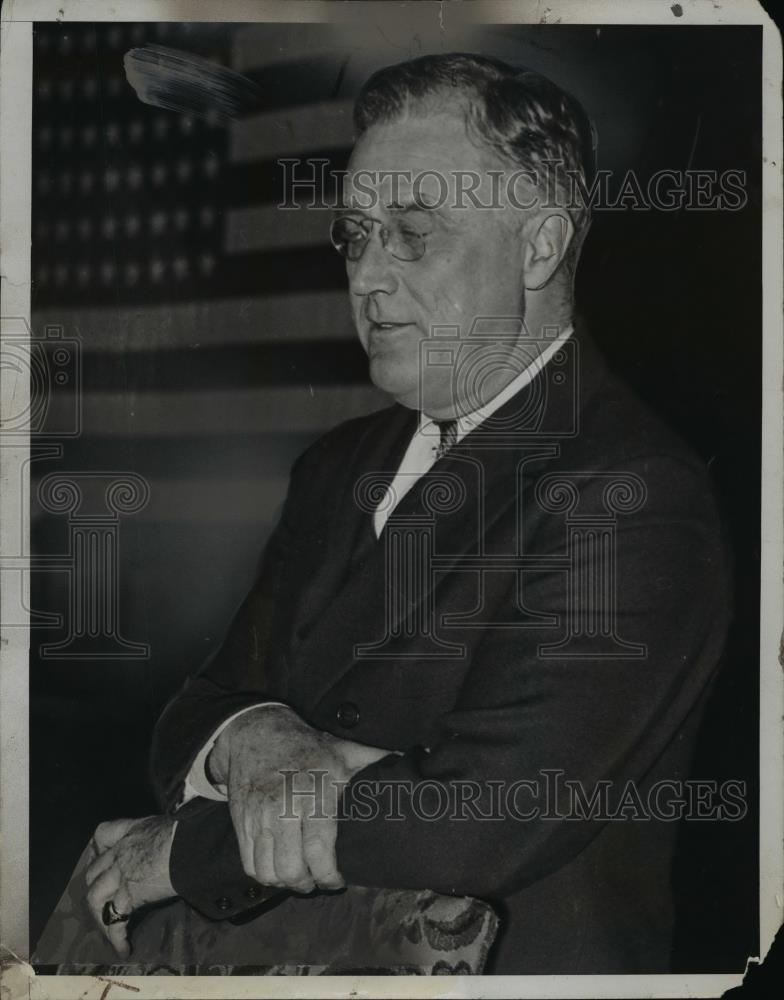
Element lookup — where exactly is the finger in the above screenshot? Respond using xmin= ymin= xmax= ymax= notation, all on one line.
xmin=231 ymin=794 xmax=284 ymax=887
xmin=103 ymin=883 xmax=133 ymax=959
xmin=85 ymin=848 xmax=115 ymax=887
xmin=85 ymin=867 xmax=121 ymax=934
xmin=254 ymin=796 xmax=286 ymax=888
xmin=252 ymin=825 xmax=280 ymax=887
xmin=254 ymin=799 xmax=286 ymax=887
xmin=270 ymin=808 xmax=314 ymax=893
xmin=92 ymin=818 xmax=138 ymax=854
xmin=229 ymin=795 xmax=262 ymax=881
xmin=112 ymin=882 xmax=134 ymax=916
xmin=302 ymin=814 xmax=344 ymax=890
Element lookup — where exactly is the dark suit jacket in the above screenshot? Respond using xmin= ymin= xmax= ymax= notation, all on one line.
xmin=150 ymin=327 xmax=732 ymax=973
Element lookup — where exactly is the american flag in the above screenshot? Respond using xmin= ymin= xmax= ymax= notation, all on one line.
xmin=31 ymin=22 xmax=388 ymax=578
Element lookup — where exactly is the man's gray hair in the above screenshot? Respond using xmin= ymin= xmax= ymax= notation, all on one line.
xmin=354 ymin=52 xmax=597 ymax=273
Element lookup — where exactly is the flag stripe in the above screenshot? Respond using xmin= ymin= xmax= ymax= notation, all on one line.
xmin=229 ymin=99 xmax=355 ymax=162
xmin=232 ymin=29 xmax=352 ymax=74
xmin=44 ymin=384 xmax=389 ymax=436
xmin=37 ymin=478 xmax=291 ymax=525
xmin=31 ymin=432 xmax=320 ymax=478
xmin=32 ymin=292 xmax=354 ymax=351
xmin=225 ymin=204 xmax=332 ymax=253
xmin=224 ymin=148 xmax=350 ymax=209
xmin=48 ymin=339 xmax=370 ymax=391
xmin=33 ymin=245 xmax=346 ymax=308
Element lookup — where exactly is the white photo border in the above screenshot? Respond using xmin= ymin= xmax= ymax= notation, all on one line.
xmin=1 ymin=1 xmax=781 ymax=998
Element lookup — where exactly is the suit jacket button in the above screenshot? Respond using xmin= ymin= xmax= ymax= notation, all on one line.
xmin=336 ymin=701 xmax=360 ymax=728
xmin=216 ymin=896 xmax=233 ymax=911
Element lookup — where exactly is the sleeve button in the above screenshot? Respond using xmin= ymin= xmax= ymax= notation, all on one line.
xmin=336 ymin=701 xmax=360 ymax=728
xmin=215 ymin=896 xmax=233 ymax=911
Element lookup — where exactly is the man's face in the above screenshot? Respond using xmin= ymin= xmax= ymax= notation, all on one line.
xmin=342 ymin=112 xmax=532 ymax=417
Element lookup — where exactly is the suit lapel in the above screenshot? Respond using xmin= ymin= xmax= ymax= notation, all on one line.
xmin=289 ymin=324 xmax=609 ymax=712
xmin=285 ymin=404 xmax=415 ymax=667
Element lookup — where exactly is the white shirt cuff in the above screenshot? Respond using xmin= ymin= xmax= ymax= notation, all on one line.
xmin=178 ymin=702 xmax=287 ymax=806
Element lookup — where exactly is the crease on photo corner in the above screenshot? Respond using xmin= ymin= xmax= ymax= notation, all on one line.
xmin=1 ymin=945 xmax=35 ymax=1000
xmin=1 ymin=947 xmax=141 ymax=1000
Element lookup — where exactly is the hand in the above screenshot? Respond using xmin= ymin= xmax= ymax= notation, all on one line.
xmin=208 ymin=705 xmax=388 ymax=893
xmin=85 ymin=814 xmax=177 ymax=958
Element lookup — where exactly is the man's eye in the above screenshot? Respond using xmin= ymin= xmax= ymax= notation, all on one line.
xmin=335 ymin=219 xmax=366 ymax=241
xmin=397 ymin=224 xmax=429 ymax=241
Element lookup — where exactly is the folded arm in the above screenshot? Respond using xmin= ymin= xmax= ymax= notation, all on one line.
xmin=163 ymin=454 xmax=730 ymax=916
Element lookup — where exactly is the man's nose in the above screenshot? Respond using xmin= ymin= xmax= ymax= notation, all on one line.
xmin=348 ymin=231 xmax=399 ymax=297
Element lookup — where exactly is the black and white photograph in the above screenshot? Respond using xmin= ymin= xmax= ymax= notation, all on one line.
xmin=0 ymin=1 xmax=782 ymax=997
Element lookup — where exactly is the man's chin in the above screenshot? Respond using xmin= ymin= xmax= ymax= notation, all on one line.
xmin=368 ymin=363 xmax=419 ymax=406
xmin=370 ymin=377 xmax=454 ymax=416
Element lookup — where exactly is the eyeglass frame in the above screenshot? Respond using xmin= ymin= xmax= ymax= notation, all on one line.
xmin=329 ymin=212 xmax=430 ymax=263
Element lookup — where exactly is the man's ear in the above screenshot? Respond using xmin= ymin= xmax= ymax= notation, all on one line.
xmin=522 ymin=211 xmax=574 ymax=290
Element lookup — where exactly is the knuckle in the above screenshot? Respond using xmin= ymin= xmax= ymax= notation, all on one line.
xmin=92 ymin=822 xmax=110 ymax=846
xmin=304 ymin=816 xmax=335 ymax=846
xmin=255 ymin=825 xmax=275 ymax=845
xmin=260 ymin=790 xmax=285 ymax=817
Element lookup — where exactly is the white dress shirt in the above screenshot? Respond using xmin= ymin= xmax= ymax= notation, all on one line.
xmin=373 ymin=326 xmax=573 ymax=535
xmin=181 ymin=324 xmax=573 ymax=805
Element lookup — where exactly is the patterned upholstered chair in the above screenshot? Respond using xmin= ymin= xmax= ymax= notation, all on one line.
xmin=33 ymin=843 xmax=499 ymax=976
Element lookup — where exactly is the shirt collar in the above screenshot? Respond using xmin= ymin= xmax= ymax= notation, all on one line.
xmin=419 ymin=324 xmax=574 ymax=445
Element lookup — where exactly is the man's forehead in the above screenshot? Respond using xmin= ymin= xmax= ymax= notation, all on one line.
xmin=342 ymin=114 xmax=516 ymax=210
xmin=341 ymin=170 xmax=454 ymax=209
xmin=346 ymin=113 xmax=497 ymax=176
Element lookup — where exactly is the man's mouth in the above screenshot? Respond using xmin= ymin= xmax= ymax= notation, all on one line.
xmin=369 ymin=320 xmax=414 ymax=331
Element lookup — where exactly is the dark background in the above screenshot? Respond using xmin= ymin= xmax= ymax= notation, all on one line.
xmin=29 ymin=20 xmax=761 ymax=970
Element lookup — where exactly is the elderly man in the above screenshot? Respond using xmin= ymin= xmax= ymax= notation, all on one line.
xmin=80 ymin=53 xmax=730 ymax=974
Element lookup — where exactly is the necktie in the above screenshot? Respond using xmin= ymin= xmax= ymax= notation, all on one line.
xmin=434 ymin=419 xmax=459 ymax=460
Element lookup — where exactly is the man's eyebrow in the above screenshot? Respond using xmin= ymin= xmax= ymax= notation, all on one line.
xmin=385 ymin=199 xmax=458 ymax=228
xmin=333 ymin=197 xmax=377 ymax=215
xmin=333 ymin=196 xmax=454 ymax=224
xmin=386 ymin=198 xmax=444 ymax=215
xmin=332 ymin=202 xmax=371 ymax=218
